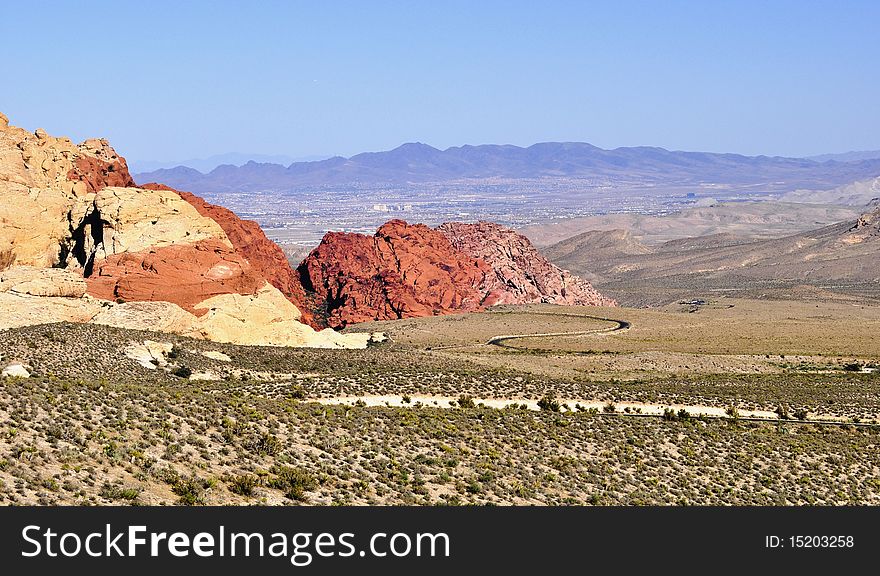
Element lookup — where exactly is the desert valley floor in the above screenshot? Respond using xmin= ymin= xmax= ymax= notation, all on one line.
xmin=2 ymin=297 xmax=879 ymax=506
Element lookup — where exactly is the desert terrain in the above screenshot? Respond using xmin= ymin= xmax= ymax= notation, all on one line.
xmin=2 ymin=292 xmax=879 ymax=506
xmin=1 ymin=113 xmax=879 ymax=507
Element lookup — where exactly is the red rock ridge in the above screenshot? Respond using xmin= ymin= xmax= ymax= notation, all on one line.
xmin=299 ymin=219 xmax=616 ymax=328
xmin=85 ymin=239 xmax=264 ymax=315
xmin=297 ymin=220 xmax=492 ymax=327
xmin=437 ymin=221 xmax=617 ymax=307
xmin=139 ymin=182 xmax=317 ymax=327
xmin=66 ymin=143 xmax=136 ymax=193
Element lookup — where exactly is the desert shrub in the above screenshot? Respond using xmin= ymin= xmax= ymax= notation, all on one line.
xmin=247 ymin=432 xmax=283 ymax=456
xmin=725 ymin=406 xmax=740 ymax=420
xmin=456 ymin=395 xmax=475 ymax=409
xmin=172 ymin=476 xmax=211 ymax=505
xmin=537 ymin=395 xmax=560 ymax=412
xmin=793 ymin=409 xmax=809 ymax=420
xmin=100 ymin=483 xmax=141 ymax=502
xmin=775 ymin=405 xmax=790 ymax=420
xmin=842 ymin=362 xmax=863 ymax=372
xmin=172 ymin=365 xmax=193 ymax=379
xmin=269 ymin=465 xmax=316 ymax=501
xmin=603 ymin=402 xmax=617 ymax=413
xmin=227 ymin=474 xmax=259 ymax=496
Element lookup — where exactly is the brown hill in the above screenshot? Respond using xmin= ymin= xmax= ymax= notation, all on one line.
xmin=545 ymin=206 xmax=880 ymax=304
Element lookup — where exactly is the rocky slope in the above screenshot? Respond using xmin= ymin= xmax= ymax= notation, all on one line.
xmin=298 ymin=219 xmax=614 ymax=327
xmin=544 ymin=204 xmax=880 ymax=305
xmin=0 ymin=112 xmax=367 ymax=348
xmin=298 ymin=220 xmax=491 ymax=326
xmin=438 ymin=221 xmax=616 ymax=307
xmin=140 ymin=182 xmax=316 ymax=327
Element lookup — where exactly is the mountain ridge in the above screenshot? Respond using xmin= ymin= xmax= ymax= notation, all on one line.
xmin=135 ymin=141 xmax=880 ymax=193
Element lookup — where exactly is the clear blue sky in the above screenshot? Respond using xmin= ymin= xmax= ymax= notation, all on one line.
xmin=2 ymin=0 xmax=878 ymax=162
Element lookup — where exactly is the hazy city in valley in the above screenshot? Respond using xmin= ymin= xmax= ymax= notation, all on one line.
xmin=2 ymin=1 xmax=879 ymax=521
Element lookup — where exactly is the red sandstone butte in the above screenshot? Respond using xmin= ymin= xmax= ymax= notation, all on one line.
xmin=437 ymin=221 xmax=617 ymax=307
xmin=140 ymin=182 xmax=317 ymax=327
xmin=85 ymin=239 xmax=265 ymax=315
xmin=299 ymin=219 xmax=616 ymax=328
xmin=298 ymin=220 xmax=492 ymax=327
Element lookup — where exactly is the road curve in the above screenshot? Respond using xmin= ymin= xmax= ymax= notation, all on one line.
xmin=487 ymin=313 xmax=630 ymax=349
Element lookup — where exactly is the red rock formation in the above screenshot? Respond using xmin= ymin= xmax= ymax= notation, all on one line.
xmin=298 ymin=220 xmax=492 ymax=327
xmin=66 ymin=153 xmax=135 ymax=193
xmin=438 ymin=221 xmax=616 ymax=307
xmin=86 ymin=239 xmax=264 ymax=315
xmin=299 ymin=219 xmax=616 ymax=327
xmin=140 ymin=182 xmax=317 ymax=327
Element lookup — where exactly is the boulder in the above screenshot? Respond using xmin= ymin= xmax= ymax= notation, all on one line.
xmin=2 ymin=362 xmax=30 ymax=378
xmin=86 ymin=239 xmax=265 ymax=314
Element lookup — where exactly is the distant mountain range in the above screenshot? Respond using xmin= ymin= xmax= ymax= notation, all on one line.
xmin=133 ymin=142 xmax=880 ymax=194
xmin=128 ymin=152 xmax=330 ymax=174
xmin=807 ymin=150 xmax=880 ymax=163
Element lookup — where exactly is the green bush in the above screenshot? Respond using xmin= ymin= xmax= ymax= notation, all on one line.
xmin=457 ymin=395 xmax=476 ymax=409
xmin=172 ymin=365 xmax=193 ymax=379
xmin=227 ymin=474 xmax=259 ymax=496
xmin=269 ymin=465 xmax=317 ymax=501
xmin=537 ymin=395 xmax=561 ymax=412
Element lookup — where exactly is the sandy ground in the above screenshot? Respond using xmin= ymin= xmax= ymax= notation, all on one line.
xmin=309 ymin=394 xmax=865 ymax=423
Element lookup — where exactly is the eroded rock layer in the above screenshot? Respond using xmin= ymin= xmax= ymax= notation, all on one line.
xmin=298 ymin=220 xmax=492 ymax=326
xmin=0 ymin=112 xmax=367 ymax=348
xmin=438 ymin=221 xmax=617 ymax=307
xmin=299 ymin=219 xmax=614 ymax=327
xmin=140 ymin=182 xmax=316 ymax=327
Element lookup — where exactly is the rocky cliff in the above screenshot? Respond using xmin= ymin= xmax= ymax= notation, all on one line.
xmin=299 ymin=219 xmax=615 ymax=327
xmin=140 ymin=182 xmax=317 ymax=327
xmin=0 ymin=112 xmax=367 ymax=348
xmin=297 ymin=220 xmax=492 ymax=326
xmin=438 ymin=221 xmax=616 ymax=307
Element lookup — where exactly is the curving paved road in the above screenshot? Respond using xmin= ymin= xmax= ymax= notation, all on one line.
xmin=486 ymin=313 xmax=630 ymax=350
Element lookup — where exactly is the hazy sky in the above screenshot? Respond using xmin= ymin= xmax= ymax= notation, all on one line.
xmin=3 ymin=0 xmax=878 ymax=162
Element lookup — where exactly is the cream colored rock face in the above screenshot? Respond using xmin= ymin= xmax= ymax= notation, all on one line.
xmin=93 ymin=282 xmax=371 ymax=349
xmin=0 ymin=114 xmax=372 ymax=350
xmin=190 ymin=283 xmax=369 ymax=349
xmin=88 ymin=187 xmax=231 ymax=256
xmin=1 ymin=121 xmax=92 ymax=267
xmin=0 ymin=266 xmax=87 ymax=297
xmin=1 ymin=117 xmax=230 ymax=269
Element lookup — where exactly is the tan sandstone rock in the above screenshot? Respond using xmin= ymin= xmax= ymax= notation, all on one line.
xmin=0 ymin=266 xmax=87 ymax=297
xmin=0 ymin=113 xmax=371 ymax=349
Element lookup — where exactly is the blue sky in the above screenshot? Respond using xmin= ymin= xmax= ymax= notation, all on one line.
xmin=2 ymin=0 xmax=878 ymax=162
